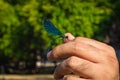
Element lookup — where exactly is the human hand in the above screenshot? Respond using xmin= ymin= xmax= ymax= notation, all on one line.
xmin=47 ymin=33 xmax=119 ymax=80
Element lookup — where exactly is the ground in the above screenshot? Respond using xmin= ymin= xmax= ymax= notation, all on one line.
xmin=0 ymin=74 xmax=53 ymax=80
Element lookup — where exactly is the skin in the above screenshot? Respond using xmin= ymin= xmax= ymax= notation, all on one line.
xmin=47 ymin=33 xmax=119 ymax=80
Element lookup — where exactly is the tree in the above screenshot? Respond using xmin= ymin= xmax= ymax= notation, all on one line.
xmin=0 ymin=0 xmax=116 ymax=73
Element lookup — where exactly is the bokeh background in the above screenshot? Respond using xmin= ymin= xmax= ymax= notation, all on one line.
xmin=0 ymin=0 xmax=120 ymax=79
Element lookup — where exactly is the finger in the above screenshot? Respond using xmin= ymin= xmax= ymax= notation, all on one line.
xmin=74 ymin=37 xmax=114 ymax=53
xmin=63 ymin=33 xmax=114 ymax=55
xmin=63 ymin=33 xmax=111 ymax=51
xmin=54 ymin=56 xmax=95 ymax=79
xmin=73 ymin=37 xmax=116 ymax=58
xmin=62 ymin=76 xmax=90 ymax=80
xmin=47 ymin=41 xmax=104 ymax=62
xmin=63 ymin=33 xmax=75 ymax=43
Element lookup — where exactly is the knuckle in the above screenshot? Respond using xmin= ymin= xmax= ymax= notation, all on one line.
xmin=78 ymin=60 xmax=90 ymax=71
xmin=63 ymin=76 xmax=73 ymax=80
xmin=65 ymin=57 xmax=91 ymax=74
xmin=98 ymin=68 xmax=118 ymax=80
xmin=65 ymin=56 xmax=77 ymax=69
xmin=107 ymin=45 xmax=115 ymax=52
xmin=72 ymin=41 xmax=84 ymax=54
xmin=72 ymin=41 xmax=80 ymax=54
xmin=107 ymin=55 xmax=118 ymax=66
xmin=74 ymin=37 xmax=81 ymax=41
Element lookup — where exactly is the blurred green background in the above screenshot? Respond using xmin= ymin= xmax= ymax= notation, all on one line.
xmin=0 ymin=0 xmax=120 ymax=78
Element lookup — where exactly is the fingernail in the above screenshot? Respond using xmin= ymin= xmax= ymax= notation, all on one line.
xmin=47 ymin=50 xmax=52 ymax=58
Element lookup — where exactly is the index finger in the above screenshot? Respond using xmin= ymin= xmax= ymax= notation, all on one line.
xmin=47 ymin=41 xmax=104 ymax=63
xmin=63 ymin=33 xmax=114 ymax=54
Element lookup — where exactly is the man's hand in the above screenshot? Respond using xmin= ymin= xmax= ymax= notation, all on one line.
xmin=47 ymin=33 xmax=119 ymax=80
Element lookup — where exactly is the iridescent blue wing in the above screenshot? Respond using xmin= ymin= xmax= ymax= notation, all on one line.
xmin=43 ymin=19 xmax=65 ymax=38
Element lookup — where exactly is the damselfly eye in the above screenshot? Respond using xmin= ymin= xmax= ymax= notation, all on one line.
xmin=65 ymin=36 xmax=68 ymax=38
